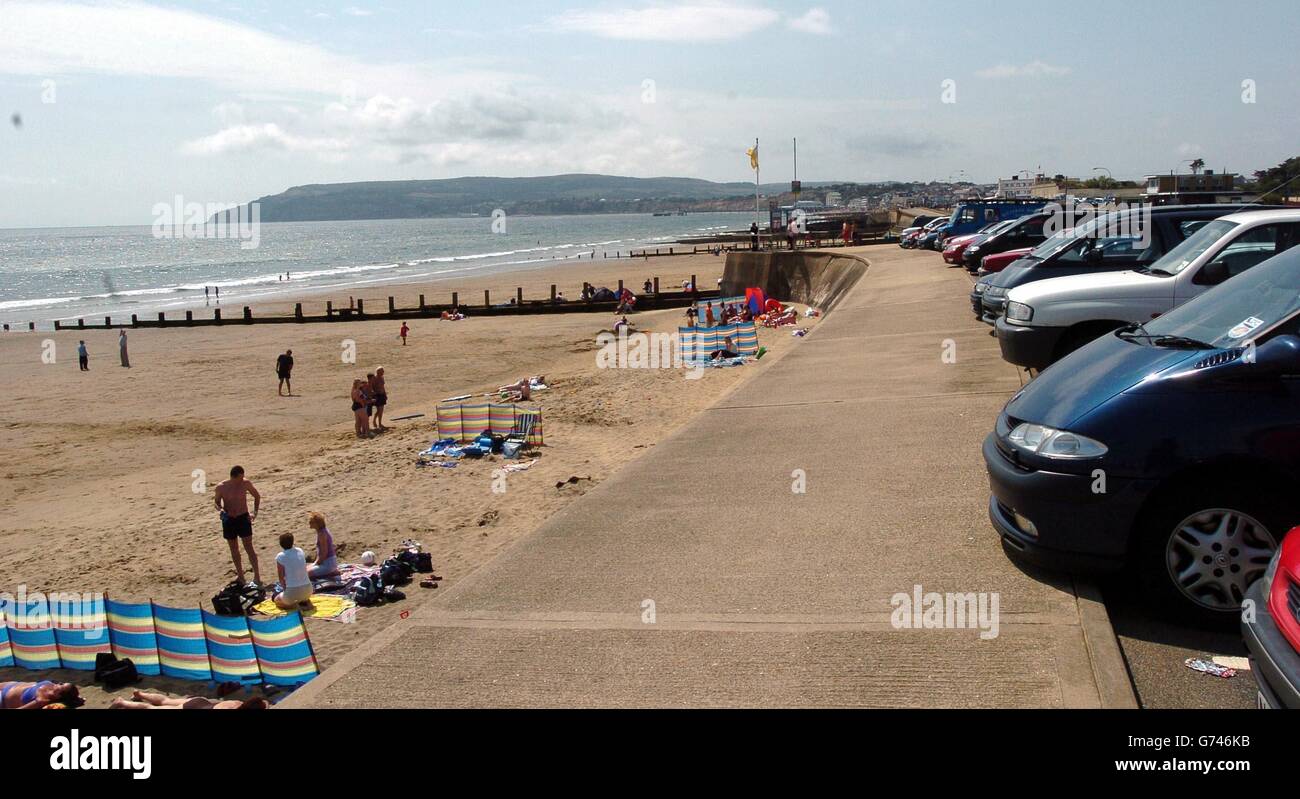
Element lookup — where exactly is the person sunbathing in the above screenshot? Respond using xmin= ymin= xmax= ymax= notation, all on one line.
xmin=709 ymin=336 xmax=740 ymax=361
xmin=499 ymin=375 xmax=544 ymax=401
xmin=110 ymin=689 xmax=268 ymax=710
xmin=0 ymin=680 xmax=83 ymax=709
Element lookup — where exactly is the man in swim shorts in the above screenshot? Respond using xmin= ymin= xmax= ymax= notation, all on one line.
xmin=214 ymin=465 xmax=262 ymax=585
xmin=276 ymin=349 xmax=294 ymax=396
xmin=371 ymin=367 xmax=388 ymax=431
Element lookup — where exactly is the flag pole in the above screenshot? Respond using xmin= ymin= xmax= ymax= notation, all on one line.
xmin=754 ymin=137 xmax=760 ymax=248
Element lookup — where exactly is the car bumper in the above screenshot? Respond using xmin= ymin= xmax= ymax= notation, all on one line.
xmin=969 ymin=291 xmax=985 ymax=318
xmin=980 ymin=294 xmax=1007 ymax=324
xmin=1241 ymin=580 xmax=1300 ymax=709
xmin=996 ymin=317 xmax=1065 ymax=370
xmin=983 ymin=433 xmax=1150 ymax=574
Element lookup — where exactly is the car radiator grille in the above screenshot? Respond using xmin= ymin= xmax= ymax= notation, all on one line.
xmin=1288 ymin=578 xmax=1300 ymax=626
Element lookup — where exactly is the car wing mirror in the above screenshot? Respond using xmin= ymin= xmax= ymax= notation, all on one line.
xmin=1245 ymin=334 xmax=1300 ymax=377
xmin=1199 ymin=260 xmax=1230 ymax=285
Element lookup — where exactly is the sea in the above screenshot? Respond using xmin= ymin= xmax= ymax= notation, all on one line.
xmin=0 ymin=212 xmax=750 ymax=329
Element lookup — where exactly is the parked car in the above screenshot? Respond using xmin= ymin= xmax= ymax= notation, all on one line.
xmin=978 ymin=248 xmax=1032 ymax=275
xmin=961 ymin=212 xmax=1053 ymax=271
xmin=997 ymin=209 xmax=1300 ymax=370
xmin=942 ymin=220 xmax=1015 ymax=265
xmin=899 ymin=216 xmax=942 ymax=248
xmin=940 ymin=198 xmax=1048 ymax=243
xmin=984 ymin=244 xmax=1300 ymax=617
xmin=1243 ymin=528 xmax=1300 ymax=708
xmin=973 ymin=204 xmax=1276 ymax=326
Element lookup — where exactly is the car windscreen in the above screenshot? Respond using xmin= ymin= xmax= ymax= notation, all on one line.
xmin=1145 ymin=247 xmax=1300 ymax=348
xmin=1147 ymin=219 xmax=1239 ymax=276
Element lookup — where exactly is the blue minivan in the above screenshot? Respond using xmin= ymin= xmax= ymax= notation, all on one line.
xmin=984 ymin=245 xmax=1300 ymax=617
xmin=938 ymin=199 xmax=1047 ymax=247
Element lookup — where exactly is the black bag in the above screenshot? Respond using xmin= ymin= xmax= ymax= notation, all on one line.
xmin=94 ymin=652 xmax=140 ymax=689
xmin=212 ymin=580 xmax=266 ymax=616
xmin=380 ymin=558 xmax=411 ymax=587
xmin=353 ymin=575 xmax=382 ymax=606
xmin=414 ymin=552 xmax=434 ymax=573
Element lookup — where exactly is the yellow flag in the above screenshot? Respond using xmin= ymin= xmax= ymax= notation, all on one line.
xmin=746 ymin=145 xmax=759 ymax=171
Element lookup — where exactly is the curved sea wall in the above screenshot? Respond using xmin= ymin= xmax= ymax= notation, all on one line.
xmin=721 ymin=250 xmax=868 ymax=314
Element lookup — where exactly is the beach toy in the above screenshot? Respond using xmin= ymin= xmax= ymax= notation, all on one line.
xmin=360 ymin=551 xmax=376 ymax=566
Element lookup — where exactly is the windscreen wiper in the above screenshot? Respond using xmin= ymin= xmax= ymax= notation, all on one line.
xmin=1151 ymin=335 xmax=1214 ymax=349
xmin=1115 ymin=322 xmax=1154 ymax=341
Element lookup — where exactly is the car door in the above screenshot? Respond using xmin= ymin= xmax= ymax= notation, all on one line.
xmin=1179 ymin=222 xmax=1300 ymax=304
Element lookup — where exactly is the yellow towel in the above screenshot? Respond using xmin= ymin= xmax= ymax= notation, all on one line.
xmin=253 ymin=594 xmax=356 ymax=621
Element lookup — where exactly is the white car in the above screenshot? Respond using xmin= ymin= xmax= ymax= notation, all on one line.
xmin=996 ymin=208 xmax=1300 ymax=370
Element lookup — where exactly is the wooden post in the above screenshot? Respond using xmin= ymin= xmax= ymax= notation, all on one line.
xmin=670 ymin=247 xmax=674 ymax=255
xmin=2 ymin=324 xmax=7 ymax=332
xmin=356 ymin=299 xmax=364 ymax=315
xmin=29 ymin=322 xmax=35 ymax=331
xmin=691 ymin=274 xmax=697 ymax=294
xmin=451 ymin=291 xmax=458 ymax=308
xmin=484 ymin=289 xmax=490 ymax=308
xmin=213 ymin=309 xmax=221 ymax=324
xmin=388 ymin=296 xmax=395 ymax=313
xmin=326 ymin=300 xmax=333 ymax=317
xmin=54 ymin=320 xmax=61 ymax=330
xmin=185 ymin=311 xmax=193 ymax=323
xmin=131 ymin=314 xmax=138 ymax=327
xmin=105 ymin=316 xmax=111 ymax=327
xmin=158 ymin=312 xmax=165 ymax=324
xmin=516 ymin=287 xmax=523 ymax=306
xmin=242 ymin=306 xmax=252 ymax=323
xmin=418 ymin=294 xmax=425 ymax=309
xmin=78 ymin=318 xmax=85 ymax=329
xmin=550 ymin=284 xmax=556 ymax=301
xmin=654 ymin=277 xmax=660 ymax=293
xmin=617 ymin=280 xmax=623 ymax=293
xmin=294 ymin=303 xmax=303 ymax=321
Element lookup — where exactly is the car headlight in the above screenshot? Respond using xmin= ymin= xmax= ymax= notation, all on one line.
xmin=985 ymin=285 xmax=1006 ymax=298
xmin=1007 ymin=423 xmax=1108 ymax=459
xmin=974 ymin=283 xmax=988 ymax=294
xmin=1006 ymin=301 xmax=1033 ymax=323
xmin=968 ymin=246 xmax=982 ymax=255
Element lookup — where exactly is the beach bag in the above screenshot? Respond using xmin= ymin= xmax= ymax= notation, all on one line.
xmin=95 ymin=652 xmax=140 ymax=689
xmin=212 ymin=580 xmax=262 ymax=616
xmin=414 ymin=552 xmax=434 ymax=573
xmin=353 ymin=576 xmax=382 ymax=607
xmin=380 ymin=558 xmax=410 ymax=587
xmin=502 ymin=440 xmax=523 ymax=459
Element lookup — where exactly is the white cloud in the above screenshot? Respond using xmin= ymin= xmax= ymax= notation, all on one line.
xmin=976 ymin=60 xmax=1072 ymax=79
xmin=789 ymin=8 xmax=831 ymax=35
xmin=180 ymin=123 xmax=351 ymax=157
xmin=548 ymin=3 xmax=780 ymax=42
xmin=342 ymin=6 xmax=372 ymax=16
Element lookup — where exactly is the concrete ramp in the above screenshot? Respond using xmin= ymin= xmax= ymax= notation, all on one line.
xmin=722 ymin=250 xmax=867 ymax=313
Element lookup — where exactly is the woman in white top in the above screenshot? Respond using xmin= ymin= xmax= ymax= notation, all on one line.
xmin=273 ymin=532 xmax=314 ymax=609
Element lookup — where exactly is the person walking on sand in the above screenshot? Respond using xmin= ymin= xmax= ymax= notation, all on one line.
xmin=77 ymin=340 xmax=89 ymax=371
xmin=214 ymin=465 xmax=262 ymax=586
xmin=399 ymin=322 xmax=409 ymax=346
xmin=371 ymin=367 xmax=388 ymax=431
xmin=118 ymin=330 xmax=130 ymax=368
xmin=276 ymin=349 xmax=294 ymax=396
xmin=351 ymin=379 xmax=370 ymax=438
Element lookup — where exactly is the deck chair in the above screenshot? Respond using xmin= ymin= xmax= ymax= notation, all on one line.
xmin=507 ymin=408 xmax=542 ymax=449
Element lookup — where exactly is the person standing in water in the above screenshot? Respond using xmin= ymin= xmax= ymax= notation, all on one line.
xmin=119 ymin=330 xmax=130 ymax=368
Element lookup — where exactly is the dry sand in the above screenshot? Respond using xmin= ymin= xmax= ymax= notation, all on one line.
xmin=0 ymin=252 xmax=820 ymax=707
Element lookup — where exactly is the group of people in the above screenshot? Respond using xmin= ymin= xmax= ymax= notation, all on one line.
xmin=74 ymin=330 xmax=131 ymax=371
xmin=214 ymin=466 xmax=338 ymax=608
xmin=0 ymin=678 xmax=269 ymax=710
xmin=350 ymin=368 xmax=388 ymax=438
xmin=687 ymin=300 xmax=753 ymax=328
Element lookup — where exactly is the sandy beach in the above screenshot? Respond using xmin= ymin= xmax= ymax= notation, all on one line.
xmin=0 ymin=251 xmax=818 ymax=706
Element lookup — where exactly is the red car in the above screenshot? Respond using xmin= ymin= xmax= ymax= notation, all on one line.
xmin=1243 ymin=527 xmax=1300 ymax=708
xmin=975 ymin=247 xmax=1032 ymax=276
xmin=943 ymin=220 xmax=1019 ymax=265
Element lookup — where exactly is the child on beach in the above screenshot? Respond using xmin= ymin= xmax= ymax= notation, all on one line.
xmin=399 ymin=322 xmax=409 ymax=345
xmin=273 ymin=532 xmax=314 ymax=609
xmin=306 ymin=512 xmax=339 ymax=580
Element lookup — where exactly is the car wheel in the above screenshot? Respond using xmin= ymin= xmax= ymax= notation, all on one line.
xmin=1139 ymin=484 xmax=1288 ymax=618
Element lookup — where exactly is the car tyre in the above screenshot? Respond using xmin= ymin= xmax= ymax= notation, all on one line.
xmin=1136 ymin=480 xmax=1290 ymax=622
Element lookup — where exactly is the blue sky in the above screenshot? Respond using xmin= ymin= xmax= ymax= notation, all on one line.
xmin=1 ymin=0 xmax=1296 ymax=227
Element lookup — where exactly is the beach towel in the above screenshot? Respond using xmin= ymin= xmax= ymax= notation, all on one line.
xmin=311 ymin=563 xmax=379 ymax=598
xmin=105 ymin=598 xmax=161 ymax=676
xmin=152 ymin=603 xmax=213 ymax=682
xmin=248 ymin=612 xmax=320 ymax=687
xmin=201 ymin=610 xmax=262 ymax=683
xmin=1 ymin=594 xmax=60 ymax=670
xmin=502 ymin=458 xmax=538 ymax=473
xmin=51 ymin=594 xmax=111 ymax=671
xmin=252 ymin=595 xmax=356 ymax=624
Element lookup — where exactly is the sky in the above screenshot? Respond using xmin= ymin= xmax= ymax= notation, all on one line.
xmin=0 ymin=0 xmax=1297 ymax=228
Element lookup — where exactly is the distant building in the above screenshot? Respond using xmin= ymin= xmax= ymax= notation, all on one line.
xmin=996 ymin=175 xmax=1043 ymax=198
xmin=1143 ymin=171 xmax=1249 ymax=204
xmin=824 ymin=190 xmax=843 ymax=207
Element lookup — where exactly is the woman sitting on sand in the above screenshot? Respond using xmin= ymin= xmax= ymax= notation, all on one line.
xmin=351 ymin=379 xmax=370 ymax=438
xmin=306 ymin=511 xmax=339 ymax=580
xmin=1 ymin=680 xmax=83 ymax=709
xmin=709 ymin=336 xmax=741 ymax=361
xmin=110 ymin=689 xmax=268 ymax=710
xmin=499 ymin=375 xmax=544 ymax=402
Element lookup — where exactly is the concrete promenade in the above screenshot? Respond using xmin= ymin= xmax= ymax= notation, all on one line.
xmin=285 ymin=246 xmax=1135 ymax=708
